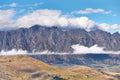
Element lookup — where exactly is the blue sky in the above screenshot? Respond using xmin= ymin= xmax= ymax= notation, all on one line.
xmin=0 ymin=0 xmax=120 ymax=33
xmin=0 ymin=0 xmax=120 ymax=24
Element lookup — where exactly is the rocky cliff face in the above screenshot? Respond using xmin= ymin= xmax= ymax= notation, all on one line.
xmin=0 ymin=25 xmax=120 ymax=52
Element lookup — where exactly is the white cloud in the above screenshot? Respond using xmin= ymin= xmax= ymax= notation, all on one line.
xmin=14 ymin=9 xmax=119 ymax=32
xmin=72 ymin=8 xmax=111 ymax=14
xmin=68 ymin=17 xmax=96 ymax=31
xmin=0 ymin=49 xmax=28 ymax=55
xmin=14 ymin=9 xmax=96 ymax=31
xmin=14 ymin=9 xmax=63 ymax=28
xmin=0 ymin=9 xmax=120 ymax=32
xmin=98 ymin=23 xmax=120 ymax=32
xmin=9 ymin=3 xmax=17 ymax=7
xmin=71 ymin=44 xmax=120 ymax=54
xmin=0 ymin=10 xmax=15 ymax=30
xmin=0 ymin=10 xmax=14 ymax=20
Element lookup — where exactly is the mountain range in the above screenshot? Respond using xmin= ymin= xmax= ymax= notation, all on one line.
xmin=0 ymin=25 xmax=120 ymax=53
xmin=0 ymin=25 xmax=120 ymax=80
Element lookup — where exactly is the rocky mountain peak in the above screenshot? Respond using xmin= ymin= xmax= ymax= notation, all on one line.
xmin=0 ymin=25 xmax=120 ymax=53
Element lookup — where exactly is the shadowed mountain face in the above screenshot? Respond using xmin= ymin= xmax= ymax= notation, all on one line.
xmin=30 ymin=54 xmax=120 ymax=79
xmin=0 ymin=55 xmax=116 ymax=80
xmin=0 ymin=25 xmax=120 ymax=53
xmin=31 ymin=54 xmax=120 ymax=66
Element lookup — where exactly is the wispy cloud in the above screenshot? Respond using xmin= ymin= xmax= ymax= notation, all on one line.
xmin=72 ymin=8 xmax=112 ymax=14
xmin=33 ymin=2 xmax=43 ymax=6
xmin=25 ymin=2 xmax=43 ymax=7
xmin=0 ymin=44 xmax=120 ymax=55
xmin=9 ymin=3 xmax=17 ymax=7
xmin=0 ymin=2 xmax=17 ymax=8
xmin=19 ymin=9 xmax=25 ymax=13
xmin=0 ymin=2 xmax=43 ymax=9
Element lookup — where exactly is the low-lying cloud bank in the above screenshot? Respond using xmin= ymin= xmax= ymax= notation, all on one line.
xmin=0 ymin=9 xmax=120 ymax=32
xmin=0 ymin=49 xmax=28 ymax=55
xmin=0 ymin=44 xmax=120 ymax=55
xmin=71 ymin=44 xmax=120 ymax=54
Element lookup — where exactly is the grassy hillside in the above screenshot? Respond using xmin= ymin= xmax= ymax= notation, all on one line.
xmin=0 ymin=55 xmax=117 ymax=80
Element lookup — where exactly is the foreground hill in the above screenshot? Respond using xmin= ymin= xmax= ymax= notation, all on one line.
xmin=0 ymin=25 xmax=120 ymax=52
xmin=0 ymin=55 xmax=116 ymax=80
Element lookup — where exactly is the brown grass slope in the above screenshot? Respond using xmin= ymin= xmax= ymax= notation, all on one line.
xmin=0 ymin=55 xmax=116 ymax=80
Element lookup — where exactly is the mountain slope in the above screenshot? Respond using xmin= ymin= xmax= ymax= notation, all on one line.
xmin=31 ymin=54 xmax=120 ymax=66
xmin=0 ymin=25 xmax=120 ymax=52
xmin=0 ymin=55 xmax=116 ymax=80
xmin=30 ymin=54 xmax=120 ymax=74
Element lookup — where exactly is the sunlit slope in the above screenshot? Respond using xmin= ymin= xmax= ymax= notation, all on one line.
xmin=0 ymin=55 xmax=116 ymax=80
